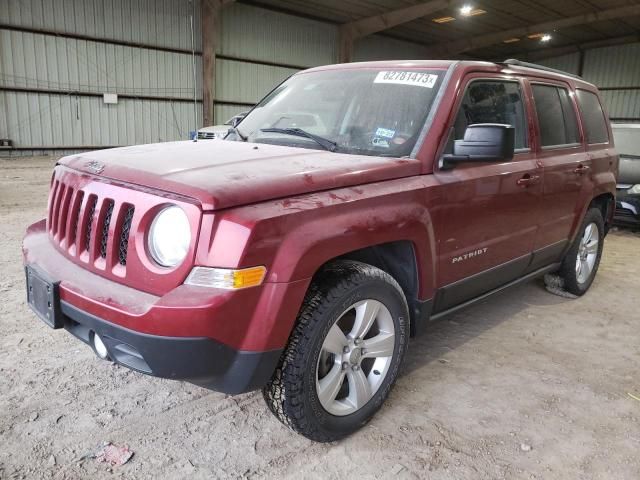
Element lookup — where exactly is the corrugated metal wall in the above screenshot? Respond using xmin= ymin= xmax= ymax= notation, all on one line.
xmin=537 ymin=53 xmax=580 ymax=76
xmin=584 ymin=43 xmax=640 ymax=122
xmin=0 ymin=0 xmax=464 ymax=155
xmin=1 ymin=0 xmax=201 ymax=50
xmin=213 ymin=3 xmax=336 ymax=123
xmin=218 ymin=4 xmax=335 ymax=67
xmin=538 ymin=43 xmax=640 ymax=122
xmin=1 ymin=30 xmax=200 ymax=97
xmin=1 ymin=0 xmax=202 ymax=155
xmin=353 ymin=35 xmax=432 ymax=62
xmin=214 ymin=4 xmax=432 ymax=122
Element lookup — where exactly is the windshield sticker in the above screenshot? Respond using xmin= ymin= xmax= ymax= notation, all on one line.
xmin=372 ymin=137 xmax=390 ymax=148
xmin=375 ymin=127 xmax=395 ymax=139
xmin=374 ymin=71 xmax=438 ymax=88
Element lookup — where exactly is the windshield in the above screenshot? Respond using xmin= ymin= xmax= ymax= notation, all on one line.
xmin=231 ymin=68 xmax=446 ymax=157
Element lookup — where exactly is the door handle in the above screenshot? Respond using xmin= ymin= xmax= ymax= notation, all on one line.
xmin=516 ymin=174 xmax=540 ymax=187
xmin=574 ymin=164 xmax=590 ymax=175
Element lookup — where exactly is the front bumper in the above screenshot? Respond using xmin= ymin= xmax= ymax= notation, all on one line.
xmin=59 ymin=300 xmax=281 ymax=394
xmin=614 ymin=192 xmax=640 ymax=227
xmin=22 ymin=219 xmax=309 ymax=394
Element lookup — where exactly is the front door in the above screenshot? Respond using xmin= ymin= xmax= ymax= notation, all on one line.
xmin=432 ymin=76 xmax=543 ymax=312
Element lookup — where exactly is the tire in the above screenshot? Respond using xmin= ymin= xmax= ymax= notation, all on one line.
xmin=262 ymin=260 xmax=409 ymax=442
xmin=557 ymin=207 xmax=605 ymax=296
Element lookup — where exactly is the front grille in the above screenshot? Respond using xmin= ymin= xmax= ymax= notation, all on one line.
xmin=48 ymin=178 xmax=137 ymax=270
xmin=118 ymin=205 xmax=135 ymax=266
xmin=45 ymin=167 xmax=199 ymax=296
xmin=615 ymin=208 xmax=635 ymax=218
xmin=100 ymin=201 xmax=115 ymax=258
xmin=71 ymin=191 xmax=84 ymax=247
xmin=197 ymin=131 xmax=217 ymax=139
xmin=85 ymin=196 xmax=97 ymax=252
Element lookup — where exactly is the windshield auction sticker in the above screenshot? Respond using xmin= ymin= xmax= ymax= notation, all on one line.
xmin=374 ymin=71 xmax=438 ymax=88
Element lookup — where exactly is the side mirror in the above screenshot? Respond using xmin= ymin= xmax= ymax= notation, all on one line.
xmin=227 ymin=112 xmax=248 ymax=127
xmin=441 ymin=124 xmax=515 ymax=170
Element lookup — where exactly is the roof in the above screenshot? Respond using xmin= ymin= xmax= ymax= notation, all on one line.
xmin=302 ymin=60 xmax=599 ymax=90
xmin=242 ymin=0 xmax=640 ymax=60
xmin=304 ymin=60 xmax=458 ymax=73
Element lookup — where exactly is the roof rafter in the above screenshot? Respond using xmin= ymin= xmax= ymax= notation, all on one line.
xmin=344 ymin=0 xmax=455 ymax=39
xmin=427 ymin=4 xmax=640 ymax=57
xmin=338 ymin=0 xmax=455 ymax=62
xmin=508 ymin=34 xmax=640 ymax=63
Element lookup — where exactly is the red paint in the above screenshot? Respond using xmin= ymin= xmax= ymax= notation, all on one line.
xmin=23 ymin=61 xmax=618 ymax=353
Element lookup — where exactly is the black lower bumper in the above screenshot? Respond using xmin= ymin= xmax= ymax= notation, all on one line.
xmin=60 ymin=301 xmax=282 ymax=395
xmin=614 ymin=194 xmax=640 ymax=228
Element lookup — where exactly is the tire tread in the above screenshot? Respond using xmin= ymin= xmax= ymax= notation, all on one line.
xmin=557 ymin=207 xmax=605 ymax=296
xmin=262 ymin=260 xmax=407 ymax=442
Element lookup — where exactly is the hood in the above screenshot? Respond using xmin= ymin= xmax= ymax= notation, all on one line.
xmin=59 ymin=141 xmax=421 ymax=210
xmin=198 ymin=125 xmax=229 ymax=134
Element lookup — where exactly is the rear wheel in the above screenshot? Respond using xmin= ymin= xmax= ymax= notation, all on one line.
xmin=557 ymin=207 xmax=605 ymax=295
xmin=262 ymin=260 xmax=409 ymax=442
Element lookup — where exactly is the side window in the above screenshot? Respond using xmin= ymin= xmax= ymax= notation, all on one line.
xmin=576 ymin=90 xmax=610 ymax=144
xmin=532 ymin=84 xmax=580 ymax=147
xmin=558 ymin=89 xmax=580 ymax=144
xmin=452 ymin=80 xmax=528 ymax=149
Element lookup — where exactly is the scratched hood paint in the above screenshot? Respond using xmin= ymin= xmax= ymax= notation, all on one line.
xmin=59 ymin=141 xmax=421 ymax=210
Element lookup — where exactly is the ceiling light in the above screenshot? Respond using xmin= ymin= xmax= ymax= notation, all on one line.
xmin=433 ymin=16 xmax=456 ymax=23
xmin=503 ymin=38 xmax=520 ymax=44
xmin=460 ymin=5 xmax=473 ymax=16
xmin=527 ymin=33 xmax=545 ymax=39
xmin=468 ymin=8 xmax=486 ymax=16
xmin=541 ymin=34 xmax=552 ymax=42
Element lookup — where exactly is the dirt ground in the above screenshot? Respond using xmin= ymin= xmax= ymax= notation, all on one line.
xmin=1 ymin=156 xmax=639 ymax=480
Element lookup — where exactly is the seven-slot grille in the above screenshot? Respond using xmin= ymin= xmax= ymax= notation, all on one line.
xmin=47 ymin=177 xmax=135 ymax=269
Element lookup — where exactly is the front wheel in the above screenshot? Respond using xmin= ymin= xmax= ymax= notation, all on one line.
xmin=557 ymin=207 xmax=605 ymax=295
xmin=262 ymin=261 xmax=409 ymax=442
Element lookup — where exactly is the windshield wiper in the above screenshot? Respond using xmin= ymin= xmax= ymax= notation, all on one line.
xmin=260 ymin=127 xmax=337 ymax=152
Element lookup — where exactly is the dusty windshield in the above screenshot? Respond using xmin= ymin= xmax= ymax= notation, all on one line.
xmin=231 ymin=68 xmax=446 ymax=157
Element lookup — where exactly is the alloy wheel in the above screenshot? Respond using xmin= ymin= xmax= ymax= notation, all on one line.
xmin=575 ymin=222 xmax=599 ymax=284
xmin=315 ymin=299 xmax=395 ymax=416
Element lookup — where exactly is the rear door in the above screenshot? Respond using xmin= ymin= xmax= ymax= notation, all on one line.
xmin=432 ymin=75 xmax=543 ymax=312
xmin=528 ymin=80 xmax=586 ymax=269
xmin=575 ymin=88 xmax=616 ymax=219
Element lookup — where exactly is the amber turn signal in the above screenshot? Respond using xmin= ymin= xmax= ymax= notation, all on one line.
xmin=185 ymin=266 xmax=267 ymax=289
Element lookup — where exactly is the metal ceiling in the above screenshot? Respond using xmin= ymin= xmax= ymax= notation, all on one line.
xmin=241 ymin=0 xmax=640 ymax=60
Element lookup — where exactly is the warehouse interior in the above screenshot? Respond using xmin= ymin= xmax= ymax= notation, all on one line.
xmin=1 ymin=1 xmax=640 ymax=479
xmin=2 ymin=0 xmax=640 ymax=154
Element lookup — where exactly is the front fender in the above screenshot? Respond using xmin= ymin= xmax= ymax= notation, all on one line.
xmin=273 ymin=200 xmax=434 ymax=290
xmin=196 ymin=176 xmax=438 ymax=349
xmin=203 ymin=176 xmax=439 ymax=298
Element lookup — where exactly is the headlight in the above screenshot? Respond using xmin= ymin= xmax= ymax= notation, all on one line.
xmin=628 ymin=184 xmax=640 ymax=195
xmin=148 ymin=206 xmax=191 ymax=267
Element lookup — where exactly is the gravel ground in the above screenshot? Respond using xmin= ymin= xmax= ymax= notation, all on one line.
xmin=1 ymin=156 xmax=639 ymax=479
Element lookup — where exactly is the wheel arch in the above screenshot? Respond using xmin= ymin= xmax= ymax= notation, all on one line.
xmin=289 ymin=236 xmax=433 ymax=338
xmin=589 ymin=192 xmax=615 ymax=233
xmin=241 ymin=185 xmax=438 ymax=348
xmin=327 ymin=241 xmax=428 ymax=336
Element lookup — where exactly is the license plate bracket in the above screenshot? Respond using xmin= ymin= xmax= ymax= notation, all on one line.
xmin=25 ymin=265 xmax=63 ymax=329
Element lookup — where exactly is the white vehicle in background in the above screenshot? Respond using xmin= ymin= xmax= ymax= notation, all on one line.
xmin=611 ymin=123 xmax=640 ymax=228
xmin=197 ymin=112 xmax=248 ymax=140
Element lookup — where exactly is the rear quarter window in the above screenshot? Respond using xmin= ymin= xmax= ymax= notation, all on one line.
xmin=576 ymin=90 xmax=610 ymax=144
xmin=532 ymin=84 xmax=580 ymax=147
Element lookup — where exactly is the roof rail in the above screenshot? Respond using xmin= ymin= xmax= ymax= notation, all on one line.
xmin=501 ymin=58 xmax=583 ymax=80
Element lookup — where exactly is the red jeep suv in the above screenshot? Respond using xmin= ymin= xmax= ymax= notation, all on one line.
xmin=23 ymin=59 xmax=617 ymax=442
